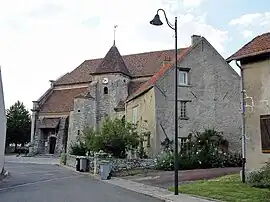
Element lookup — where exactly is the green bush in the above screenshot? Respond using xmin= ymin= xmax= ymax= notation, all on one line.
xmin=154 ymin=151 xmax=174 ymax=171
xmin=154 ymin=129 xmax=242 ymax=171
xmin=69 ymin=141 xmax=87 ymax=156
xmin=82 ymin=117 xmax=140 ymax=158
xmin=248 ymin=163 xmax=270 ymax=188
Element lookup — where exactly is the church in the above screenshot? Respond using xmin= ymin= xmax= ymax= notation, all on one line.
xmin=30 ymin=35 xmax=242 ymax=157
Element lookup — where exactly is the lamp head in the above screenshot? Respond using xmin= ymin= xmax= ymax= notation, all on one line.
xmin=150 ymin=14 xmax=163 ymax=26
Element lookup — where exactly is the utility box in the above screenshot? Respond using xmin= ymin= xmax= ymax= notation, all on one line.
xmin=100 ymin=160 xmax=111 ymax=180
xmin=79 ymin=157 xmax=88 ymax=172
xmin=76 ymin=157 xmax=80 ymax=171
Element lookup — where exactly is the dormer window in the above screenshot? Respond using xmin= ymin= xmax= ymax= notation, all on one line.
xmin=104 ymin=87 xmax=108 ymax=94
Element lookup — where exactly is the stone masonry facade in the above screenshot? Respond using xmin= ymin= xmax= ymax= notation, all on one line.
xmin=154 ymin=37 xmax=241 ymax=154
xmin=30 ymin=35 xmax=241 ymax=156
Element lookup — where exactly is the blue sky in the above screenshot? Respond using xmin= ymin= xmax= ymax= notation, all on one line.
xmin=0 ymin=0 xmax=269 ymax=110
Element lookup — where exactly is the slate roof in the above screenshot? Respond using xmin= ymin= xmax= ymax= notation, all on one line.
xmin=39 ymin=87 xmax=88 ymax=113
xmin=94 ymin=45 xmax=130 ymax=76
xmin=227 ymin=32 xmax=270 ymax=62
xmin=54 ymin=47 xmax=179 ymax=86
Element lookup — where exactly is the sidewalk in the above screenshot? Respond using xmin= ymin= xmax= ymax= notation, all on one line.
xmin=94 ymin=174 xmax=216 ymax=202
xmin=5 ymin=155 xmax=60 ymax=165
xmin=121 ymin=167 xmax=241 ymax=189
xmin=90 ymin=167 xmax=240 ymax=202
xmin=59 ymin=163 xmax=215 ymax=202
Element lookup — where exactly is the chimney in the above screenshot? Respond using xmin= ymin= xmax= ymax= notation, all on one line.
xmin=163 ymin=56 xmax=172 ymax=66
xmin=32 ymin=101 xmax=39 ymax=111
xmin=191 ymin=35 xmax=201 ymax=45
xmin=49 ymin=80 xmax=55 ymax=87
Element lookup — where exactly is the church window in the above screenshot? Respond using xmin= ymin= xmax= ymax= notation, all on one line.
xmin=104 ymin=87 xmax=108 ymax=94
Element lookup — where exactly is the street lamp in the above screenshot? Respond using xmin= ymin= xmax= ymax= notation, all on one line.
xmin=150 ymin=9 xmax=179 ymax=195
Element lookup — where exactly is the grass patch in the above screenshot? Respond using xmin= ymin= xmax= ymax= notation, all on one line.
xmin=168 ymin=174 xmax=270 ymax=202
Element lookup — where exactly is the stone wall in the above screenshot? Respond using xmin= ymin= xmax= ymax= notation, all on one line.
xmin=93 ymin=73 xmax=130 ymax=128
xmin=67 ymin=97 xmax=96 ymax=153
xmin=66 ymin=154 xmax=156 ymax=174
xmin=155 ymin=37 xmax=241 ymax=153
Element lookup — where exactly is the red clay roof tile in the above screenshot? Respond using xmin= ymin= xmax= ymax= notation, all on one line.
xmin=127 ymin=47 xmax=191 ymax=101
xmin=54 ymin=48 xmax=179 ymax=85
xmin=39 ymin=87 xmax=88 ymax=113
xmin=94 ymin=45 xmax=130 ymax=76
xmin=227 ymin=32 xmax=270 ymax=62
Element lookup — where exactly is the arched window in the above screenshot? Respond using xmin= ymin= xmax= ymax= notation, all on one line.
xmin=104 ymin=87 xmax=108 ymax=94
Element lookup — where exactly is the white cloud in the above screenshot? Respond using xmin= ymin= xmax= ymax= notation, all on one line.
xmin=229 ymin=12 xmax=270 ymax=29
xmin=182 ymin=0 xmax=203 ymax=7
xmin=229 ymin=12 xmax=270 ymax=40
xmin=242 ymin=30 xmax=253 ymax=38
xmin=0 ymin=0 xmax=228 ymax=109
xmin=229 ymin=13 xmax=263 ymax=26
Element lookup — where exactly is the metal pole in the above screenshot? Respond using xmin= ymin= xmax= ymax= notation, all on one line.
xmin=174 ymin=16 xmax=179 ymax=195
xmin=240 ymin=67 xmax=246 ymax=183
xmin=236 ymin=61 xmax=246 ymax=183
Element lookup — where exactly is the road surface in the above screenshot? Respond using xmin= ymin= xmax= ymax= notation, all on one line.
xmin=1 ymin=161 xmax=162 ymax=202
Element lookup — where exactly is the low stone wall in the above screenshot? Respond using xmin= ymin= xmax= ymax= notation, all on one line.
xmin=66 ymin=154 xmax=77 ymax=168
xmin=65 ymin=154 xmax=156 ymax=174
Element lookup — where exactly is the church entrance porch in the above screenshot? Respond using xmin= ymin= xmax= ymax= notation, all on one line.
xmin=49 ymin=136 xmax=57 ymax=154
xmin=34 ymin=117 xmax=69 ymax=157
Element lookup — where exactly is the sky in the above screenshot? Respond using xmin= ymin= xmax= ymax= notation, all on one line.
xmin=0 ymin=0 xmax=270 ymax=111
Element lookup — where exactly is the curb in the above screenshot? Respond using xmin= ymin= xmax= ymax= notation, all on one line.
xmin=0 ymin=170 xmax=9 ymax=181
xmin=102 ymin=177 xmax=212 ymax=202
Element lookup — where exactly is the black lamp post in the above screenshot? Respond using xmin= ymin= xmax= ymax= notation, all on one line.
xmin=150 ymin=9 xmax=179 ymax=195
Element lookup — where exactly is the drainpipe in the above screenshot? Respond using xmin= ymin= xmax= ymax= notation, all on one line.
xmin=236 ymin=60 xmax=246 ymax=183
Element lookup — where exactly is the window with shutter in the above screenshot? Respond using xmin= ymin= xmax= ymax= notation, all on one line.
xmin=260 ymin=115 xmax=270 ymax=153
xmin=132 ymin=106 xmax=138 ymax=125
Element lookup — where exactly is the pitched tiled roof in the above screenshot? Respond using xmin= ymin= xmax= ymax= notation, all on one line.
xmin=54 ymin=48 xmax=179 ymax=85
xmin=128 ymin=79 xmax=148 ymax=96
xmin=94 ymin=45 xmax=130 ymax=76
xmin=227 ymin=32 xmax=270 ymax=62
xmin=127 ymin=47 xmax=191 ymax=101
xmin=38 ymin=118 xmax=60 ymax=129
xmin=114 ymin=100 xmax=125 ymax=112
xmin=75 ymin=91 xmax=94 ymax=99
xmin=39 ymin=87 xmax=88 ymax=113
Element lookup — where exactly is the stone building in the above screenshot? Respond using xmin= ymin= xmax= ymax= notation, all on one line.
xmin=126 ymin=36 xmax=242 ymax=156
xmin=0 ymin=68 xmax=6 ymax=175
xmin=30 ymin=35 xmax=241 ymax=156
xmin=227 ymin=32 xmax=270 ymax=171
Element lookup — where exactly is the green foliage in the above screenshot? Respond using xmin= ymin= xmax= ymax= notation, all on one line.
xmin=82 ymin=117 xmax=140 ymax=158
xmin=248 ymin=163 xmax=270 ymax=188
xmin=154 ymin=151 xmax=174 ymax=171
xmin=69 ymin=141 xmax=87 ymax=156
xmin=161 ymin=137 xmax=174 ymax=152
xmin=155 ymin=129 xmax=242 ymax=171
xmin=60 ymin=153 xmax=67 ymax=165
xmin=6 ymin=101 xmax=31 ymax=149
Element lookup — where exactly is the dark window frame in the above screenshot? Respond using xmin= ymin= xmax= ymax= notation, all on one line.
xmin=104 ymin=86 xmax=108 ymax=94
xmin=260 ymin=114 xmax=270 ymax=153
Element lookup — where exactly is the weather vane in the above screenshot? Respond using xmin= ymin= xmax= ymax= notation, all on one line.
xmin=113 ymin=25 xmax=118 ymax=45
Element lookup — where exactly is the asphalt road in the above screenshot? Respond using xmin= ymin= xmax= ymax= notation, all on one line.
xmin=1 ymin=162 xmax=162 ymax=202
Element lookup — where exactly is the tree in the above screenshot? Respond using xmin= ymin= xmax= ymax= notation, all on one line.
xmin=6 ymin=101 xmax=31 ymax=151
xmin=81 ymin=117 xmax=140 ymax=158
